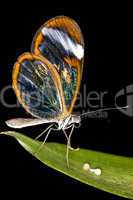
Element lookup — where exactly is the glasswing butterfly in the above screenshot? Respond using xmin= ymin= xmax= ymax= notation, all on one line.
xmin=6 ymin=16 xmax=84 ymax=165
xmin=5 ymin=16 xmax=129 ymax=166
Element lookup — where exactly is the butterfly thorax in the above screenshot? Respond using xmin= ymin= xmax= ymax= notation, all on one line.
xmin=57 ymin=115 xmax=81 ymax=130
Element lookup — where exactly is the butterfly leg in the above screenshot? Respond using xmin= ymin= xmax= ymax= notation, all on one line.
xmin=63 ymin=125 xmax=79 ymax=151
xmin=34 ymin=124 xmax=58 ymax=156
xmin=65 ymin=124 xmax=75 ymax=167
xmin=35 ymin=124 xmax=54 ymax=140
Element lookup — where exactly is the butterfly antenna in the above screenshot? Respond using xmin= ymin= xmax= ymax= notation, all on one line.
xmin=80 ymin=105 xmax=129 ymax=119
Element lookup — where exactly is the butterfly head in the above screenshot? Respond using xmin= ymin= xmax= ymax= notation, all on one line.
xmin=58 ymin=115 xmax=81 ymax=130
xmin=70 ymin=115 xmax=81 ymax=125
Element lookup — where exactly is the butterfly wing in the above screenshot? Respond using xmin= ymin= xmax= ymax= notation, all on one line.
xmin=12 ymin=53 xmax=66 ymax=119
xmin=31 ymin=16 xmax=84 ymax=115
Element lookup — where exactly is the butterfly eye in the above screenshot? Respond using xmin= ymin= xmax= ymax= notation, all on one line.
xmin=74 ymin=122 xmax=81 ymax=128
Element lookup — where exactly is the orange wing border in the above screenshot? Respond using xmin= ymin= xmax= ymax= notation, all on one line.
xmin=31 ymin=16 xmax=84 ymax=115
xmin=12 ymin=52 xmax=70 ymax=120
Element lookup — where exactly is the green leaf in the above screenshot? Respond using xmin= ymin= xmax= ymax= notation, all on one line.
xmin=1 ymin=131 xmax=133 ymax=199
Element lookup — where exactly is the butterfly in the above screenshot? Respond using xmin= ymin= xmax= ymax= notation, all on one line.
xmin=5 ymin=16 xmax=129 ymax=167
xmin=6 ymin=16 xmax=84 ymax=165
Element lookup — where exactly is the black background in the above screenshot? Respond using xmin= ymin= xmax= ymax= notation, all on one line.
xmin=0 ymin=2 xmax=132 ymax=200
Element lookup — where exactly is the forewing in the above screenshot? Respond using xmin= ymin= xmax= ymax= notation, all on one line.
xmin=12 ymin=53 xmax=62 ymax=119
xmin=32 ymin=16 xmax=84 ymax=113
